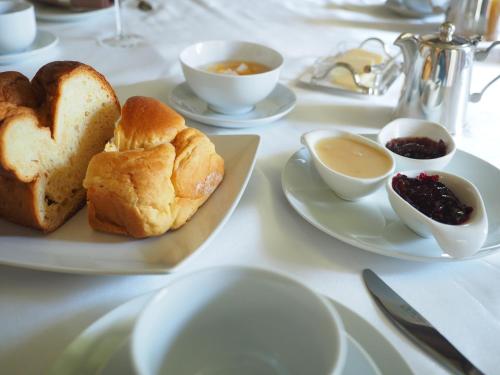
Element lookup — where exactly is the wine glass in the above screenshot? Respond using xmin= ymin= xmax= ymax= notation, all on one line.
xmin=100 ymin=0 xmax=143 ymax=48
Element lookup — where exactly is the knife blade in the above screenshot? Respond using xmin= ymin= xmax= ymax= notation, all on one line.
xmin=362 ymin=269 xmax=484 ymax=375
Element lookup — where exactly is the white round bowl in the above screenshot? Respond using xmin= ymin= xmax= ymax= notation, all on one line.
xmin=387 ymin=170 xmax=488 ymax=258
xmin=179 ymin=40 xmax=283 ymax=115
xmin=378 ymin=118 xmax=456 ymax=172
xmin=302 ymin=129 xmax=395 ymax=201
xmin=132 ymin=266 xmax=347 ymax=375
xmin=0 ymin=1 xmax=36 ymax=54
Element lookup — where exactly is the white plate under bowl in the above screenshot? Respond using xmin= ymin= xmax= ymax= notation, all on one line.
xmin=168 ymin=82 xmax=296 ymax=128
xmin=34 ymin=3 xmax=113 ymax=22
xmin=0 ymin=135 xmax=259 ymax=274
xmin=47 ymin=292 xmax=410 ymax=375
xmin=282 ymin=143 xmax=500 ymax=262
xmin=0 ymin=30 xmax=58 ymax=65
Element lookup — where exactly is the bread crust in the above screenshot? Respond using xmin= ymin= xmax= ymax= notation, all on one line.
xmin=31 ymin=61 xmax=119 ymax=136
xmin=114 ymin=96 xmax=186 ymax=151
xmin=0 ymin=72 xmax=39 ymax=107
xmin=0 ymin=61 xmax=121 ymax=232
xmin=0 ymin=176 xmax=42 ymax=229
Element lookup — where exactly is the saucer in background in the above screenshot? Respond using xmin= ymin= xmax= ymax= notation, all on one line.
xmin=34 ymin=2 xmax=113 ymax=22
xmin=168 ymin=82 xmax=296 ymax=128
xmin=0 ymin=30 xmax=58 ymax=65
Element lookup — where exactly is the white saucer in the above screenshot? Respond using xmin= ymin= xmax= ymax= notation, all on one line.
xmin=168 ymin=82 xmax=296 ymax=128
xmin=48 ymin=293 xmax=411 ymax=375
xmin=0 ymin=30 xmax=58 ymax=65
xmin=35 ymin=3 xmax=113 ymax=22
xmin=282 ymin=142 xmax=500 ymax=262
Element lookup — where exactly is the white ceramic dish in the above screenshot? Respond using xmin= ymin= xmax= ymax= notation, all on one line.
xmin=378 ymin=118 xmax=456 ymax=171
xmin=281 ymin=139 xmax=500 ymax=262
xmin=0 ymin=30 xmax=58 ymax=65
xmin=0 ymin=1 xmax=36 ymax=53
xmin=0 ymin=135 xmax=259 ymax=274
xmin=47 ymin=292 xmax=408 ymax=375
xmin=34 ymin=2 xmax=113 ymax=22
xmin=168 ymin=82 xmax=296 ymax=128
xmin=132 ymin=267 xmax=346 ymax=375
xmin=301 ymin=130 xmax=395 ymax=201
xmin=387 ymin=170 xmax=488 ymax=258
xmin=179 ymin=40 xmax=283 ymax=114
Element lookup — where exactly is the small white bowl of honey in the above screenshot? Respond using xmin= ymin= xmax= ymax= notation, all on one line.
xmin=179 ymin=40 xmax=283 ymax=115
xmin=301 ymin=130 xmax=395 ymax=201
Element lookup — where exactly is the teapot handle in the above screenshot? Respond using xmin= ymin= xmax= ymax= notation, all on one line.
xmin=470 ymin=75 xmax=500 ymax=103
xmin=475 ymin=41 xmax=500 ymax=62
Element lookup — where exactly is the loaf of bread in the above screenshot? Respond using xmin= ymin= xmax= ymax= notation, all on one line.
xmin=0 ymin=61 xmax=121 ymax=232
xmin=83 ymin=96 xmax=224 ymax=238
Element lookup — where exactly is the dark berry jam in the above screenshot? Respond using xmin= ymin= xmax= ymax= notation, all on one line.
xmin=392 ymin=173 xmax=473 ymax=225
xmin=386 ymin=137 xmax=447 ymax=159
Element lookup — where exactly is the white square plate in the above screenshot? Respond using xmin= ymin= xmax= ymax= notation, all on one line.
xmin=0 ymin=135 xmax=260 ymax=274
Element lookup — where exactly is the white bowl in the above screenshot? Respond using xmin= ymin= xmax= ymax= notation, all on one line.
xmin=179 ymin=40 xmax=283 ymax=115
xmin=302 ymin=130 xmax=395 ymax=201
xmin=378 ymin=118 xmax=456 ymax=172
xmin=132 ymin=266 xmax=347 ymax=375
xmin=0 ymin=1 xmax=36 ymax=54
xmin=387 ymin=170 xmax=488 ymax=258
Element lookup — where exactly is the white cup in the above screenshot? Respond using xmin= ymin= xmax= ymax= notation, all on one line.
xmin=180 ymin=40 xmax=283 ymax=115
xmin=132 ymin=266 xmax=347 ymax=375
xmin=0 ymin=1 xmax=36 ymax=54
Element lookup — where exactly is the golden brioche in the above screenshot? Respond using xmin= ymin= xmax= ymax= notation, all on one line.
xmin=85 ymin=144 xmax=177 ymax=238
xmin=171 ymin=128 xmax=224 ymax=229
xmin=0 ymin=61 xmax=120 ymax=232
xmin=112 ymin=96 xmax=186 ymax=151
xmin=83 ymin=96 xmax=224 ymax=238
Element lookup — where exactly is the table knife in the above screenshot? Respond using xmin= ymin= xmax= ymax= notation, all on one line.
xmin=362 ymin=269 xmax=484 ymax=375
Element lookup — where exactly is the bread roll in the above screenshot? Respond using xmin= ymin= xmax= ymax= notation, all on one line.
xmin=83 ymin=96 xmax=224 ymax=238
xmin=85 ymin=144 xmax=177 ymax=238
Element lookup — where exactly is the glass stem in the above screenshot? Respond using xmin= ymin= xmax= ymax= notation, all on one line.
xmin=113 ymin=0 xmax=123 ymax=39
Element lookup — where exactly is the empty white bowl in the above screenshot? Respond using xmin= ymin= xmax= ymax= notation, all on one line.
xmin=179 ymin=40 xmax=283 ymax=115
xmin=0 ymin=1 xmax=36 ymax=54
xmin=387 ymin=170 xmax=488 ymax=258
xmin=302 ymin=130 xmax=395 ymax=201
xmin=132 ymin=266 xmax=347 ymax=375
xmin=378 ymin=118 xmax=456 ymax=172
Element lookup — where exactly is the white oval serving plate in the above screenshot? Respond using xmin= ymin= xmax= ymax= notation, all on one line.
xmin=282 ymin=144 xmax=500 ymax=262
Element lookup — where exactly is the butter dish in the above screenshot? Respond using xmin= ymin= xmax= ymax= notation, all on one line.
xmin=299 ymin=38 xmax=401 ymax=96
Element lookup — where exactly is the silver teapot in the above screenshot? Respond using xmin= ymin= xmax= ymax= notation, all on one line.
xmin=394 ymin=22 xmax=500 ymax=134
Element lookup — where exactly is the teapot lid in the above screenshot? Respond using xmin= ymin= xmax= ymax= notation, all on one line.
xmin=423 ymin=22 xmax=473 ymax=49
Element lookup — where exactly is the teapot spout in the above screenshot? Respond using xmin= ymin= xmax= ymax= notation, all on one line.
xmin=395 ymin=33 xmax=419 ymax=74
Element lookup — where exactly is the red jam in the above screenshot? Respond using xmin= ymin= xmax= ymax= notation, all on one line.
xmin=392 ymin=173 xmax=473 ymax=225
xmin=386 ymin=137 xmax=447 ymax=159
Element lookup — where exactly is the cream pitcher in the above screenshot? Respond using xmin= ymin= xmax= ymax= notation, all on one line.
xmin=394 ymin=22 xmax=500 ymax=134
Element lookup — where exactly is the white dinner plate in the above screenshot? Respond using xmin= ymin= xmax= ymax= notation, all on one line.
xmin=0 ymin=135 xmax=259 ymax=274
xmin=282 ymin=145 xmax=500 ymax=262
xmin=168 ymin=82 xmax=296 ymax=128
xmin=34 ymin=3 xmax=113 ymax=22
xmin=47 ymin=292 xmax=411 ymax=375
xmin=0 ymin=30 xmax=58 ymax=65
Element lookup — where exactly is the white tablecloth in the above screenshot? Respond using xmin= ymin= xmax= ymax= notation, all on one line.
xmin=1 ymin=1 xmax=500 ymax=374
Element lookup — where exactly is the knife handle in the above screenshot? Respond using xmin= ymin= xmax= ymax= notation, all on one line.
xmin=393 ymin=319 xmax=484 ymax=375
